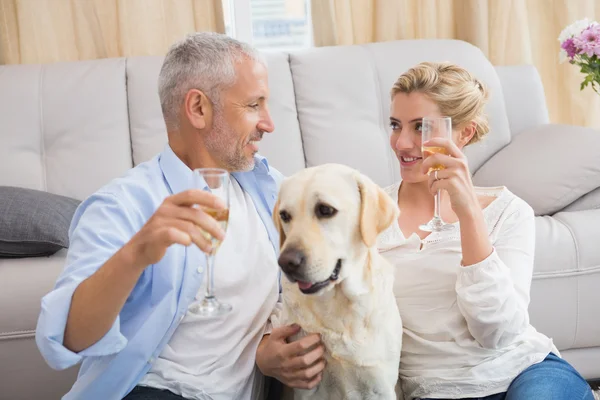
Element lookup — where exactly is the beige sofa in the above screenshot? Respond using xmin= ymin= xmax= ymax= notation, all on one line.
xmin=1 ymin=39 xmax=599 ymax=400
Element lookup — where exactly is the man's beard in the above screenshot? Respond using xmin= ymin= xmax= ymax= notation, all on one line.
xmin=205 ymin=111 xmax=258 ymax=172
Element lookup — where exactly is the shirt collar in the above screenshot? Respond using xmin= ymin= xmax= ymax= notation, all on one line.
xmin=247 ymin=153 xmax=270 ymax=176
xmin=159 ymin=143 xmax=197 ymax=195
xmin=159 ymin=143 xmax=272 ymax=195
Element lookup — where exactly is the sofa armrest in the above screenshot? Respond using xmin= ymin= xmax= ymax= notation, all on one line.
xmin=472 ymin=123 xmax=600 ymax=216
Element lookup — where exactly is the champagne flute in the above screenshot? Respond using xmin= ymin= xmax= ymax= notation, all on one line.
xmin=189 ymin=168 xmax=232 ymax=317
xmin=419 ymin=117 xmax=455 ymax=233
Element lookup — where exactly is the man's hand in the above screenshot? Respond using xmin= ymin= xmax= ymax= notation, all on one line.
xmin=126 ymin=189 xmax=227 ymax=269
xmin=256 ymin=324 xmax=326 ymax=390
xmin=64 ymin=189 xmax=226 ymax=353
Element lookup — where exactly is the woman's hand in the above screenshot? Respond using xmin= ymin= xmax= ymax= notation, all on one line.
xmin=421 ymin=137 xmax=480 ymax=220
xmin=421 ymin=136 xmax=493 ymax=266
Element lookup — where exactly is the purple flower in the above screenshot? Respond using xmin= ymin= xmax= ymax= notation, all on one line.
xmin=573 ymin=24 xmax=600 ymax=57
xmin=561 ymin=38 xmax=578 ymax=59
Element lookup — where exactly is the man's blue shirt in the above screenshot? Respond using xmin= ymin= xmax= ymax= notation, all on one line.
xmin=35 ymin=144 xmax=284 ymax=400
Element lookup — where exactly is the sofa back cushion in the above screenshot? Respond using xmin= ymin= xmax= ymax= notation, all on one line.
xmin=0 ymin=58 xmax=133 ymax=200
xmin=0 ymin=39 xmax=512 ymax=199
xmin=289 ymin=39 xmax=512 ymax=187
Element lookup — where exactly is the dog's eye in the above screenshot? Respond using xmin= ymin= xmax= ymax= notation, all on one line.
xmin=315 ymin=203 xmax=337 ymax=219
xmin=279 ymin=210 xmax=292 ymax=223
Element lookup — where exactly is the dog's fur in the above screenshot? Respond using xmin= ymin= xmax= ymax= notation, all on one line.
xmin=271 ymin=164 xmax=403 ymax=400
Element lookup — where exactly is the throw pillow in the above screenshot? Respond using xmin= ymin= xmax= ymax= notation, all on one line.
xmin=0 ymin=186 xmax=81 ymax=258
xmin=472 ymin=123 xmax=600 ymax=216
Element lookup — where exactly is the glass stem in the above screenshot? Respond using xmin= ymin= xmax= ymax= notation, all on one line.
xmin=434 ymin=189 xmax=442 ymax=220
xmin=204 ymin=251 xmax=215 ymax=300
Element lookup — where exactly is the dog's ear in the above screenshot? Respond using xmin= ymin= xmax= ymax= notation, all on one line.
xmin=272 ymin=196 xmax=286 ymax=249
xmin=355 ymin=172 xmax=399 ymax=247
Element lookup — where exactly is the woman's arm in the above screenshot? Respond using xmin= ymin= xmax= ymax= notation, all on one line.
xmin=419 ymin=137 xmax=537 ymax=349
xmin=457 ymin=203 xmax=494 ymax=266
xmin=455 ymin=198 xmax=536 ymax=349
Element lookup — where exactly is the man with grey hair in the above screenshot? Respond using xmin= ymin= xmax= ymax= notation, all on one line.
xmin=35 ymin=32 xmax=325 ymax=400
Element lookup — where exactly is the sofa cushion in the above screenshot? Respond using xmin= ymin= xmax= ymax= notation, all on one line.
xmin=0 ymin=249 xmax=68 ymax=334
xmin=0 ymin=58 xmax=133 ymax=201
xmin=0 ymin=187 xmax=80 ymax=258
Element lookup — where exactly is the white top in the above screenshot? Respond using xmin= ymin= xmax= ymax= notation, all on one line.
xmin=378 ymin=182 xmax=558 ymax=400
xmin=139 ymin=178 xmax=280 ymax=400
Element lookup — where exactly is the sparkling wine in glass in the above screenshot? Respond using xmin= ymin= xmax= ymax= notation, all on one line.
xmin=189 ymin=168 xmax=232 ymax=317
xmin=419 ymin=117 xmax=455 ymax=233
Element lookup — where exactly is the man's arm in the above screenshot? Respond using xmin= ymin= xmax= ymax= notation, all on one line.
xmin=63 ymin=242 xmax=146 ymax=353
xmin=36 ymin=192 xmax=137 ymax=370
xmin=36 ymin=189 xmax=225 ymax=369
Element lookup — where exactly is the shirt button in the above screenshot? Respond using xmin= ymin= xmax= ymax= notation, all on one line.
xmin=197 ymin=266 xmax=203 ymax=273
xmin=149 ymin=357 xmax=155 ymax=364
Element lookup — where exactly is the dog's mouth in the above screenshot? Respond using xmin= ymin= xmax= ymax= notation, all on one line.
xmin=291 ymin=259 xmax=342 ymax=295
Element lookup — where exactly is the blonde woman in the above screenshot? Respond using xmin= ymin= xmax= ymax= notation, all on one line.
xmin=379 ymin=62 xmax=594 ymax=400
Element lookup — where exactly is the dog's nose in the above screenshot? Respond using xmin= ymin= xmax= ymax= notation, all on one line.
xmin=278 ymin=248 xmax=306 ymax=272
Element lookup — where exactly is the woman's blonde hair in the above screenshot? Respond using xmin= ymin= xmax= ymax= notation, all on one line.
xmin=391 ymin=61 xmax=490 ymax=145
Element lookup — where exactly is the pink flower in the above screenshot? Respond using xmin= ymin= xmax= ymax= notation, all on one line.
xmin=561 ymin=38 xmax=578 ymax=59
xmin=573 ymin=24 xmax=600 ymax=57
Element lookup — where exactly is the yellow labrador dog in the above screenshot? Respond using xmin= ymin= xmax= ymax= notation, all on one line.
xmin=272 ymin=163 xmax=403 ymax=400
